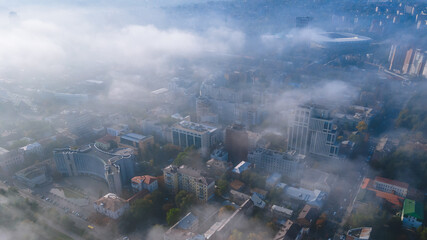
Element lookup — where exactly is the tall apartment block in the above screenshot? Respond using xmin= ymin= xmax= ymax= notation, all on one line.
xmin=287 ymin=105 xmax=339 ymax=159
xmin=225 ymin=124 xmax=249 ymax=165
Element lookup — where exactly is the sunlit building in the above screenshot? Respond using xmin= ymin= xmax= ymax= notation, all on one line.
xmin=287 ymin=105 xmax=339 ymax=159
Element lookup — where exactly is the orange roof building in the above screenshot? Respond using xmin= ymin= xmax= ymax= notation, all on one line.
xmin=360 ymin=177 xmax=405 ymax=207
xmin=131 ymin=175 xmax=158 ymax=193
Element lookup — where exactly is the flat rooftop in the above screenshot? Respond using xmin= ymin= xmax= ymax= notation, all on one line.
xmin=121 ymin=133 xmax=148 ymax=142
xmin=173 ymin=120 xmax=217 ymax=134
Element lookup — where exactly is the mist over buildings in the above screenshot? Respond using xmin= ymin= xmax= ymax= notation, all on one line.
xmin=0 ymin=0 xmax=426 ymax=240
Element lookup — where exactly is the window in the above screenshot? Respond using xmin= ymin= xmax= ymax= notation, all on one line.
xmin=195 ymin=137 xmax=202 ymax=149
xmin=187 ymin=135 xmax=194 ymax=147
xmin=180 ymin=133 xmax=187 ymax=148
xmin=173 ymin=131 xmax=179 ymax=146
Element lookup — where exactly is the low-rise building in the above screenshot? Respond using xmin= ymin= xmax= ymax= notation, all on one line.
xmin=284 ymin=186 xmax=327 ymax=208
xmin=20 ymin=142 xmax=42 ymax=155
xmin=373 ymin=176 xmax=408 ymax=198
xmin=371 ymin=137 xmax=395 ymax=162
xmin=360 ymin=177 xmax=405 ymax=208
xmin=299 ymin=168 xmax=336 ymax=193
xmin=95 ymin=135 xmax=117 ymax=151
xmin=251 ymin=193 xmax=266 ymax=209
xmin=231 ymin=161 xmax=252 ymax=175
xmin=14 ymin=161 xmax=50 ymax=187
xmin=106 ymin=124 xmax=129 ymax=137
xmin=93 ymin=193 xmax=129 ymax=219
xmin=164 ymin=212 xmax=203 ymax=240
xmin=247 ymin=148 xmax=303 ymax=179
xmin=0 ymin=147 xmax=24 ymax=173
xmin=206 ymin=159 xmax=231 ymax=174
xmin=296 ymin=205 xmax=319 ymax=227
xmin=131 ymin=175 xmax=158 ymax=193
xmin=117 ymin=133 xmax=154 ymax=154
xmin=164 ymin=165 xmax=215 ymax=202
xmin=271 ymin=205 xmax=293 ymax=218
xmin=229 ymin=189 xmax=251 ymax=205
xmin=14 ymin=162 xmax=50 ymax=188
xmin=210 ymin=148 xmax=228 ymax=161
xmin=401 ymin=199 xmax=424 ymax=229
xmin=346 ymin=227 xmax=372 ymax=240
xmin=229 ymin=180 xmax=245 ymax=192
xmin=274 ymin=220 xmax=303 ymax=240
xmin=250 ymin=188 xmax=268 ymax=200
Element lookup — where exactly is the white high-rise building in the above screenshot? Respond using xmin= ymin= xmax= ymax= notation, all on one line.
xmin=287 ymin=105 xmax=339 ymax=158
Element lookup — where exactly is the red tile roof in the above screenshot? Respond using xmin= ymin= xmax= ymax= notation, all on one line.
xmin=361 ymin=177 xmax=370 ymax=189
xmin=142 ymin=175 xmax=157 ymax=185
xmin=131 ymin=175 xmax=157 ymax=185
xmin=374 ymin=176 xmax=409 ymax=189
xmin=373 ymin=191 xmax=403 ymax=207
xmin=361 ymin=177 xmax=404 ymax=207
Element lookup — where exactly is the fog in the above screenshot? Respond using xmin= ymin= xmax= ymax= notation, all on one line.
xmin=0 ymin=0 xmax=426 ymax=239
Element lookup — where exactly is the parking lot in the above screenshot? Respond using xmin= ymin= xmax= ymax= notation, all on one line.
xmin=27 ymin=176 xmax=110 ymax=224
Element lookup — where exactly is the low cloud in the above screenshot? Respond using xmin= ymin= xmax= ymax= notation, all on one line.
xmin=0 ymin=6 xmax=245 ymax=87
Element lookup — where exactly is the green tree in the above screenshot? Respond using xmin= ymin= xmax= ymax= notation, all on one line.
xmin=241 ymin=171 xmax=266 ymax=189
xmin=166 ymin=208 xmax=181 ymax=226
xmin=216 ymin=179 xmax=229 ymax=196
xmin=175 ymin=190 xmax=195 ymax=210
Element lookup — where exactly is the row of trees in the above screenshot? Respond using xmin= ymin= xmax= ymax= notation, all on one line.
xmin=119 ymin=189 xmax=196 ymax=233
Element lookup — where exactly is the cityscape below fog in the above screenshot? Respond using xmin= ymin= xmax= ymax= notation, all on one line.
xmin=0 ymin=0 xmax=426 ymax=240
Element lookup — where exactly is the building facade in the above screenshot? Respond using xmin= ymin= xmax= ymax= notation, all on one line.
xmin=287 ymin=105 xmax=339 ymax=158
xmin=0 ymin=147 xmax=24 ymax=172
xmin=373 ymin=177 xmax=408 ymax=198
xmin=171 ymin=121 xmax=219 ymax=155
xmin=53 ymin=144 xmax=135 ymax=195
xmin=131 ymin=175 xmax=158 ymax=193
xmin=93 ymin=193 xmax=129 ymax=219
xmin=401 ymin=199 xmax=424 ymax=229
xmin=247 ymin=148 xmax=303 ymax=179
xmin=163 ymin=165 xmax=215 ymax=202
xmin=225 ymin=124 xmax=249 ymax=165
